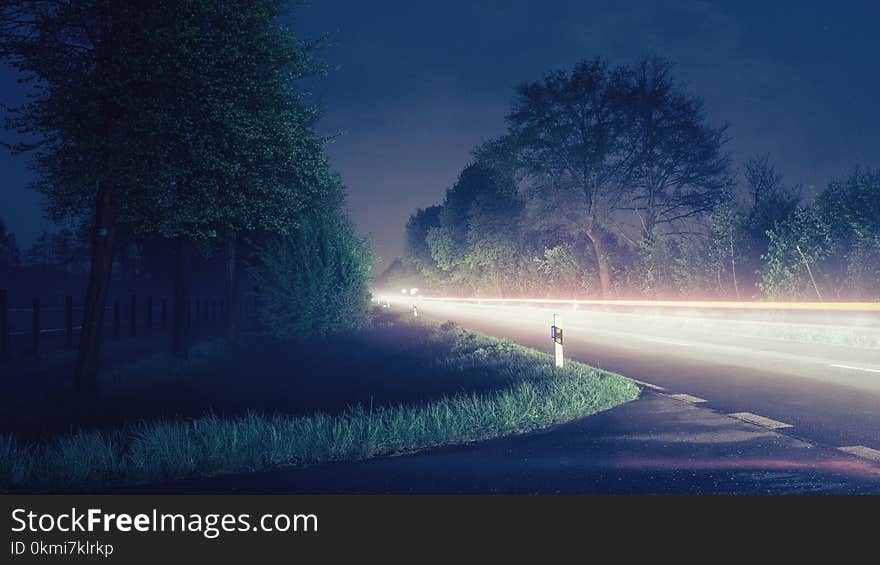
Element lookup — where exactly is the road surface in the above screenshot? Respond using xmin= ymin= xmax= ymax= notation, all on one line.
xmin=396 ymin=298 xmax=880 ymax=459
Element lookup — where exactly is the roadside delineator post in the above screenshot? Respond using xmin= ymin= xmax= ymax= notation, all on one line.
xmin=412 ymin=304 xmax=418 ymax=318
xmin=551 ymin=313 xmax=563 ymax=368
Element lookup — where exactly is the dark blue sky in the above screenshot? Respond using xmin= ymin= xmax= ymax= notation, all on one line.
xmin=2 ymin=1 xmax=879 ymax=268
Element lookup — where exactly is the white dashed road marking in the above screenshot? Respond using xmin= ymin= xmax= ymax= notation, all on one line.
xmin=830 ymin=364 xmax=880 ymax=374
xmin=728 ymin=412 xmax=793 ymax=430
xmin=630 ymin=379 xmax=666 ymax=391
xmin=642 ymin=337 xmax=690 ymax=347
xmin=667 ymin=393 xmax=707 ymax=404
xmin=838 ymin=445 xmax=880 ymax=463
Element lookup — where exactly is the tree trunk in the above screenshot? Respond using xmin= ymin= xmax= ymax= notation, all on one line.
xmin=586 ymin=230 xmax=612 ymax=298
xmin=730 ymin=237 xmax=741 ymax=300
xmin=225 ymin=231 xmax=238 ymax=343
xmin=172 ymin=237 xmax=191 ymax=359
xmin=74 ymin=182 xmax=117 ymax=393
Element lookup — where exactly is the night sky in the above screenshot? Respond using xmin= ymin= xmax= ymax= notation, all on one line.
xmin=2 ymin=1 xmax=879 ymax=270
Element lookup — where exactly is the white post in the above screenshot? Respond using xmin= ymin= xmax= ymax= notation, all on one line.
xmin=413 ymin=304 xmax=418 ymax=317
xmin=554 ymin=313 xmax=563 ymax=368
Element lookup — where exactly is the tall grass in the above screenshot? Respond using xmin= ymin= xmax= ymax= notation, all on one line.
xmin=0 ymin=319 xmax=639 ymax=491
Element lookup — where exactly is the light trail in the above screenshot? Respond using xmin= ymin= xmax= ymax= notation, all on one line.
xmin=830 ymin=364 xmax=880 ymax=374
xmin=379 ymin=292 xmax=880 ymax=393
xmin=410 ymin=296 xmax=880 ymax=313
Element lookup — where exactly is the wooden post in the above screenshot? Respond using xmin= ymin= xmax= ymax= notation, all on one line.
xmin=32 ymin=297 xmax=40 ymax=360
xmin=113 ymin=299 xmax=120 ymax=340
xmin=147 ymin=297 xmax=153 ymax=330
xmin=161 ymin=298 xmax=167 ymax=330
xmin=0 ymin=289 xmax=8 ymax=359
xmin=65 ymin=295 xmax=73 ymax=347
xmin=195 ymin=300 xmax=201 ymax=327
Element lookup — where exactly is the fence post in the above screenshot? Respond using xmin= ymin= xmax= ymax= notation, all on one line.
xmin=219 ymin=301 xmax=225 ymax=326
xmin=130 ymin=295 xmax=136 ymax=337
xmin=211 ymin=301 xmax=217 ymax=326
xmin=195 ymin=300 xmax=201 ymax=327
xmin=147 ymin=297 xmax=153 ymax=330
xmin=32 ymin=297 xmax=40 ymax=360
xmin=0 ymin=289 xmax=7 ymax=359
xmin=161 ymin=298 xmax=167 ymax=331
xmin=113 ymin=299 xmax=120 ymax=340
xmin=65 ymin=295 xmax=73 ymax=347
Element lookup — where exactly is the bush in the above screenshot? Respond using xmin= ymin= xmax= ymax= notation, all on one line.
xmin=251 ymin=211 xmax=372 ymax=338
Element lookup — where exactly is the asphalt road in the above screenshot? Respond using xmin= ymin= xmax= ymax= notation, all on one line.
xmin=400 ymin=299 xmax=880 ymax=456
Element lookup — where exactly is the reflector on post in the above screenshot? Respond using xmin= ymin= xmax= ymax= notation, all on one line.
xmin=552 ymin=313 xmax=563 ymax=368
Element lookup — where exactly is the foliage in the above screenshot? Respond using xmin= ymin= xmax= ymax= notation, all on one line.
xmin=760 ymin=168 xmax=880 ymax=300
xmin=403 ymin=206 xmax=442 ymax=270
xmin=619 ymin=55 xmax=732 ymax=240
xmin=0 ymin=217 xmax=20 ymax=272
xmin=534 ymin=244 xmax=594 ymax=296
xmin=394 ymin=55 xmax=736 ymax=299
xmin=250 ymin=207 xmax=373 ymax=339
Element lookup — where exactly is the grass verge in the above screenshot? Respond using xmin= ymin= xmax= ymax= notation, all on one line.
xmin=0 ymin=316 xmax=639 ymax=492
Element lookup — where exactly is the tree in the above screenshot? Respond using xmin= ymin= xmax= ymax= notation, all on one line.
xmin=760 ymin=207 xmax=831 ymax=300
xmin=1 ymin=1 xmax=167 ymax=389
xmin=503 ymin=59 xmax=627 ymax=296
xmin=707 ymin=194 xmax=743 ymax=297
xmin=404 ymin=205 xmax=442 ymax=271
xmin=22 ymin=232 xmax=52 ymax=266
xmin=813 ymin=168 xmax=880 ymax=299
xmin=619 ymin=55 xmax=732 ymax=243
xmin=739 ymin=154 xmax=800 ymax=289
xmin=110 ymin=0 xmax=332 ymax=354
xmin=534 ymin=244 xmax=590 ymax=297
xmin=1 ymin=1 xmax=332 ymax=389
xmin=760 ymin=168 xmax=880 ymax=300
xmin=420 ymin=164 xmax=499 ymax=290
xmin=376 ymin=257 xmax=422 ymax=291
xmin=744 ymin=153 xmax=784 ymax=215
xmin=0 ymin=217 xmax=20 ymax=272
xmin=462 ymin=165 xmax=523 ymax=295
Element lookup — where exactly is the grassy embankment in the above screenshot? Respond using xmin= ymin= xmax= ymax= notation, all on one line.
xmin=0 ymin=312 xmax=639 ymax=491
